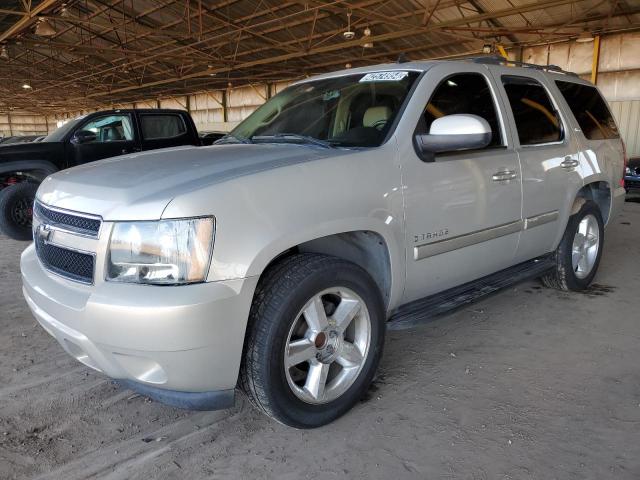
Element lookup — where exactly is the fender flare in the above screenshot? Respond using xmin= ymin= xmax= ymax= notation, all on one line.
xmin=570 ymin=196 xmax=586 ymax=216
xmin=0 ymin=160 xmax=59 ymax=180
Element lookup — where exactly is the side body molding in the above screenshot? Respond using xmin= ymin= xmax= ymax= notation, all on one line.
xmin=414 ymin=210 xmax=559 ymax=261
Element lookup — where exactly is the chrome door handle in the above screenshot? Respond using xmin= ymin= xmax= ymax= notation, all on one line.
xmin=560 ymin=157 xmax=579 ymax=169
xmin=492 ymin=170 xmax=518 ymax=181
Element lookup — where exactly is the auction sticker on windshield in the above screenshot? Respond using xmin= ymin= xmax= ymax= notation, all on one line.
xmin=360 ymin=71 xmax=409 ymax=82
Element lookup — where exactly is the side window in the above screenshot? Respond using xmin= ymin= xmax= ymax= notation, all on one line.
xmin=141 ymin=114 xmax=186 ymax=140
xmin=423 ymin=73 xmax=503 ymax=147
xmin=555 ymin=81 xmax=619 ymax=140
xmin=502 ymin=76 xmax=562 ymax=145
xmin=80 ymin=115 xmax=134 ymax=143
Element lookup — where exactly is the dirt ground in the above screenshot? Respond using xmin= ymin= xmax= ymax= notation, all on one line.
xmin=1 ymin=201 xmax=640 ymax=480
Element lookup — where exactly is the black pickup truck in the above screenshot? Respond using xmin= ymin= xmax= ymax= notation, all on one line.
xmin=0 ymin=109 xmax=207 ymax=240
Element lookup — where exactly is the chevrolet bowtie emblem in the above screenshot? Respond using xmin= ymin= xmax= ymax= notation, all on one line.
xmin=37 ymin=224 xmax=53 ymax=244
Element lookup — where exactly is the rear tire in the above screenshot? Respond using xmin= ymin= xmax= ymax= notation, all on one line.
xmin=0 ymin=182 xmax=38 ymax=241
xmin=240 ymin=253 xmax=385 ymax=428
xmin=541 ymin=200 xmax=604 ymax=291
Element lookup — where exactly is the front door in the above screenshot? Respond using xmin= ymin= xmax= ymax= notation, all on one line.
xmin=397 ymin=64 xmax=523 ymax=304
xmin=70 ymin=113 xmax=140 ymax=165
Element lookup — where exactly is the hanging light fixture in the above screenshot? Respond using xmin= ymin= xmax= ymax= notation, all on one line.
xmin=22 ymin=83 xmax=32 ymax=89
xmin=576 ymin=30 xmax=594 ymax=43
xmin=362 ymin=24 xmax=373 ymax=47
xmin=343 ymin=12 xmax=355 ymax=40
xmin=0 ymin=45 xmax=9 ymax=60
xmin=34 ymin=18 xmax=57 ymax=37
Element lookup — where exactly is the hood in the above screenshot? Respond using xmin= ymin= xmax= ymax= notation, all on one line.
xmin=0 ymin=141 xmax=62 ymax=160
xmin=38 ymin=143 xmax=345 ymax=220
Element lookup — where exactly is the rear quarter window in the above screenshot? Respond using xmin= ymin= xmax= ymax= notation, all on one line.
xmin=555 ymin=81 xmax=619 ymax=140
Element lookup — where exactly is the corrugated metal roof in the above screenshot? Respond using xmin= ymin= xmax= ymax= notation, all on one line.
xmin=0 ymin=0 xmax=638 ymax=114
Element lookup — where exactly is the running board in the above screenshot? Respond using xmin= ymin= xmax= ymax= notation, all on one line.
xmin=387 ymin=254 xmax=555 ymax=331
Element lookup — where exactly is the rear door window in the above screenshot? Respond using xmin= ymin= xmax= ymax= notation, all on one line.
xmin=140 ymin=114 xmax=186 ymax=140
xmin=502 ymin=76 xmax=562 ymax=146
xmin=555 ymin=81 xmax=619 ymax=140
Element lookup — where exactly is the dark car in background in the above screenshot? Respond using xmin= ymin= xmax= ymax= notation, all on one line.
xmin=625 ymin=157 xmax=640 ymax=193
xmin=0 ymin=109 xmax=202 ymax=240
xmin=0 ymin=135 xmax=43 ymax=145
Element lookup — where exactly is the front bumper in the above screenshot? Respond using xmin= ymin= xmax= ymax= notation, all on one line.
xmin=21 ymin=244 xmax=258 ymax=401
xmin=624 ymin=176 xmax=640 ymax=191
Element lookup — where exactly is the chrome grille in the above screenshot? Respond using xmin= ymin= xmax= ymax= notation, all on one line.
xmin=35 ymin=234 xmax=95 ymax=284
xmin=34 ymin=202 xmax=101 ymax=237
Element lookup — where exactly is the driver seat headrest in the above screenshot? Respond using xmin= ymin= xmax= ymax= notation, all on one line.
xmin=105 ymin=127 xmax=123 ymax=141
xmin=363 ymin=106 xmax=392 ymax=128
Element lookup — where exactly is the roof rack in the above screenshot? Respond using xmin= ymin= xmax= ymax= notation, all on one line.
xmin=469 ymin=55 xmax=579 ymax=77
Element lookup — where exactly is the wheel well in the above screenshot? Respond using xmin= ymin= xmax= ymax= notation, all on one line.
xmin=573 ymin=182 xmax=611 ymax=225
xmin=1 ymin=170 xmax=45 ymax=190
xmin=261 ymin=231 xmax=392 ymax=309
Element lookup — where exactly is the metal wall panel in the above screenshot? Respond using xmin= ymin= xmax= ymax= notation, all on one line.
xmin=610 ymin=100 xmax=640 ymax=158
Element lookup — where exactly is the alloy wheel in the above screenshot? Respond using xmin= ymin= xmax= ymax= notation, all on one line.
xmin=571 ymin=213 xmax=599 ymax=279
xmin=284 ymin=287 xmax=371 ymax=404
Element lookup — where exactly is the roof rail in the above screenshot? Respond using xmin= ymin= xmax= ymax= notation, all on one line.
xmin=469 ymin=55 xmax=579 ymax=77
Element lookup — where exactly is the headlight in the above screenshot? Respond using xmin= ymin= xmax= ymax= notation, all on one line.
xmin=106 ymin=217 xmax=214 ymax=285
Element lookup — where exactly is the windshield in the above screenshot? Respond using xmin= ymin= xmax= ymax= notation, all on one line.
xmin=230 ymin=71 xmax=420 ymax=148
xmin=43 ymin=116 xmax=85 ymax=142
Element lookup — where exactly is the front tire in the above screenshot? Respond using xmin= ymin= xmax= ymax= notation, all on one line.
xmin=240 ymin=253 xmax=385 ymax=428
xmin=0 ymin=182 xmax=38 ymax=241
xmin=542 ymin=199 xmax=604 ymax=291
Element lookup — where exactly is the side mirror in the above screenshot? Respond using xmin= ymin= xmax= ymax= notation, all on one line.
xmin=70 ymin=130 xmax=97 ymax=145
xmin=414 ymin=114 xmax=492 ymax=161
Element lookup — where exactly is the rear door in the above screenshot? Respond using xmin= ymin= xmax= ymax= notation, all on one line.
xmin=138 ymin=112 xmax=195 ymax=151
xmin=399 ymin=63 xmax=523 ymax=304
xmin=490 ymin=68 xmax=584 ymax=263
xmin=553 ymin=79 xmax=625 ymax=218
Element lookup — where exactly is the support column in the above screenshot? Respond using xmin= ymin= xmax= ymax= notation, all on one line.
xmin=591 ymin=35 xmax=601 ymax=85
xmin=222 ymin=89 xmax=228 ymax=123
xmin=497 ymin=44 xmax=509 ymax=60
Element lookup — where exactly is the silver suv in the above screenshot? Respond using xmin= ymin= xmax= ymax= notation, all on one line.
xmin=21 ymin=58 xmax=626 ymax=428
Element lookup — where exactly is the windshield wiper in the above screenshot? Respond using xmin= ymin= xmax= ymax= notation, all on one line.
xmin=250 ymin=133 xmax=332 ymax=149
xmin=214 ymin=133 xmax=252 ymax=144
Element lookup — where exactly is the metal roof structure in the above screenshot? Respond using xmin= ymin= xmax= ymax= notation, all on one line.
xmin=0 ymin=0 xmax=639 ymax=114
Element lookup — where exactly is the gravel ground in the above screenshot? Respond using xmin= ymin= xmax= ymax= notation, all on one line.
xmin=1 ymin=200 xmax=640 ymax=480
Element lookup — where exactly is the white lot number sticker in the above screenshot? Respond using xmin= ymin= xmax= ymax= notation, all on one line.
xmin=360 ymin=71 xmax=409 ymax=82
